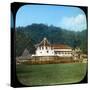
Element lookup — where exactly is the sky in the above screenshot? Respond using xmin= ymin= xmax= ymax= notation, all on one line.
xmin=16 ymin=4 xmax=87 ymax=31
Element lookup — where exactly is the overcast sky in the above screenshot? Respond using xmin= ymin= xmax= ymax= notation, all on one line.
xmin=16 ymin=4 xmax=87 ymax=31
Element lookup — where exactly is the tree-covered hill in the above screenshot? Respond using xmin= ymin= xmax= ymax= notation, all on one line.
xmin=16 ymin=23 xmax=87 ymax=56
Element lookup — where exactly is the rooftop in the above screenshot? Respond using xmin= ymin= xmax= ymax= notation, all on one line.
xmin=35 ymin=37 xmax=72 ymax=49
xmin=52 ymin=44 xmax=72 ymax=49
xmin=35 ymin=37 xmax=51 ymax=47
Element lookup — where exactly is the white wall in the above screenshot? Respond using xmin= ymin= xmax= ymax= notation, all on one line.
xmin=54 ymin=49 xmax=72 ymax=51
xmin=36 ymin=46 xmax=54 ymax=56
xmin=36 ymin=46 xmax=72 ymax=56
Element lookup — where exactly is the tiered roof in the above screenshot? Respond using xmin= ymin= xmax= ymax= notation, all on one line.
xmin=35 ymin=37 xmax=72 ymax=49
xmin=52 ymin=44 xmax=72 ymax=49
xmin=35 ymin=37 xmax=51 ymax=47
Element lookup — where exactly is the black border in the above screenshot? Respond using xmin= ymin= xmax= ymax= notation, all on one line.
xmin=11 ymin=2 xmax=88 ymax=87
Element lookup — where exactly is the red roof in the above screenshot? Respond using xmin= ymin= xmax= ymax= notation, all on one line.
xmin=52 ymin=44 xmax=72 ymax=49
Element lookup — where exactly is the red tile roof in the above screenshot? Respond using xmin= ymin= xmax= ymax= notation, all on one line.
xmin=52 ymin=44 xmax=72 ymax=49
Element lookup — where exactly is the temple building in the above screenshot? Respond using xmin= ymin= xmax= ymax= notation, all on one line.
xmin=34 ymin=37 xmax=72 ymax=57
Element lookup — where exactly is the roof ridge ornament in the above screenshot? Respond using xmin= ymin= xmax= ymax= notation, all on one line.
xmin=44 ymin=37 xmax=47 ymax=40
xmin=44 ymin=37 xmax=47 ymax=46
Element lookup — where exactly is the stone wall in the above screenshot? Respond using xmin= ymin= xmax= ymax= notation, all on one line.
xmin=21 ymin=56 xmax=74 ymax=64
xmin=16 ymin=55 xmax=84 ymax=65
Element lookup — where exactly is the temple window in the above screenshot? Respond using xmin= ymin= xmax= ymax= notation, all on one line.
xmin=47 ymin=51 xmax=48 ymax=53
xmin=55 ymin=52 xmax=57 ymax=54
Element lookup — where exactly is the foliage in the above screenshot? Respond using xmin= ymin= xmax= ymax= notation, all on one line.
xmin=16 ymin=23 xmax=87 ymax=56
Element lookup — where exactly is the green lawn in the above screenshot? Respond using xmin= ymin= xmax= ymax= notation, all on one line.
xmin=16 ymin=63 xmax=87 ymax=86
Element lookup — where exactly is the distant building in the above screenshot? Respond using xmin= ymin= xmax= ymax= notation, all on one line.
xmin=22 ymin=48 xmax=30 ymax=56
xmin=34 ymin=37 xmax=72 ymax=57
xmin=18 ymin=48 xmax=31 ymax=60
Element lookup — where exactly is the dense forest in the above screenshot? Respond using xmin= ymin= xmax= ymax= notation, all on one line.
xmin=16 ymin=23 xmax=87 ymax=56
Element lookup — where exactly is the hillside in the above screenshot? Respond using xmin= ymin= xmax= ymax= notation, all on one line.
xmin=16 ymin=23 xmax=87 ymax=56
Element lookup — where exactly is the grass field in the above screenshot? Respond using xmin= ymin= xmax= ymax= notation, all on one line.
xmin=16 ymin=63 xmax=87 ymax=86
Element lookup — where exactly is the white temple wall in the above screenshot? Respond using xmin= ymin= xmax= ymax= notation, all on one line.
xmin=36 ymin=46 xmax=54 ymax=56
xmin=35 ymin=46 xmax=72 ymax=57
xmin=56 ymin=53 xmax=72 ymax=57
xmin=54 ymin=49 xmax=72 ymax=51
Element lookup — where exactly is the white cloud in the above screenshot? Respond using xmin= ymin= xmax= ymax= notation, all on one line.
xmin=59 ymin=14 xmax=87 ymax=31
